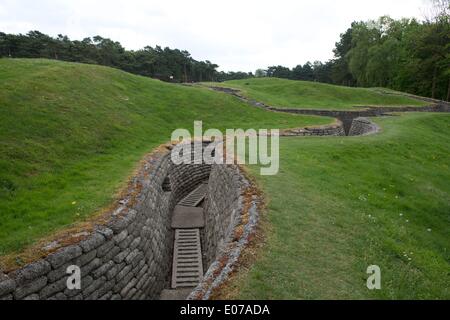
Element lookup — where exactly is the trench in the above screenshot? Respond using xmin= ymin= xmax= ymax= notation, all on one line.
xmin=83 ymin=89 xmax=450 ymax=300
xmin=160 ymin=180 xmax=209 ymax=300
xmin=2 ymin=86 xmax=450 ymax=301
xmin=158 ymin=143 xmax=248 ymax=300
xmin=205 ymin=86 xmax=450 ymax=136
xmin=155 ymin=91 xmax=450 ymax=299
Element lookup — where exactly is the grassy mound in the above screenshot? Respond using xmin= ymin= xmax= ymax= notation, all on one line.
xmin=0 ymin=58 xmax=331 ymax=255
xmin=210 ymin=78 xmax=428 ymax=110
xmin=225 ymin=113 xmax=450 ymax=299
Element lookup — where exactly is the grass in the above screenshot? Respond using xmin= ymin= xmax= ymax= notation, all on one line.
xmin=0 ymin=58 xmax=332 ymax=255
xmin=1 ymin=59 xmax=448 ymax=300
xmin=206 ymin=77 xmax=428 ymax=110
xmin=224 ymin=113 xmax=450 ymax=299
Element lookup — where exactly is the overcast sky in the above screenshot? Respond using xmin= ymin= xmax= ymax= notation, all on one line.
xmin=0 ymin=0 xmax=429 ymax=72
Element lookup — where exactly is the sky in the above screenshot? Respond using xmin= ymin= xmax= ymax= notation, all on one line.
xmin=0 ymin=0 xmax=429 ymax=72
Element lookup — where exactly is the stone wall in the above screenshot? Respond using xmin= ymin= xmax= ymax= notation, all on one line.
xmin=168 ymin=142 xmax=212 ymax=204
xmin=0 ymin=142 xmax=259 ymax=301
xmin=0 ymin=149 xmax=176 ymax=300
xmin=348 ymin=117 xmax=379 ymax=136
xmin=202 ymin=165 xmax=243 ymax=268
xmin=282 ymin=117 xmax=380 ymax=137
xmin=170 ymin=164 xmax=211 ymax=204
xmin=0 ymin=145 xmax=213 ymax=300
xmin=281 ymin=121 xmax=345 ymax=137
xmin=189 ymin=165 xmax=260 ymax=300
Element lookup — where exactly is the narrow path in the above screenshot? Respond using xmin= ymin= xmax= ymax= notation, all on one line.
xmin=160 ymin=183 xmax=208 ymax=300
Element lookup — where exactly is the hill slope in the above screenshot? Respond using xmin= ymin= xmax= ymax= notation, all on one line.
xmin=224 ymin=113 xmax=450 ymax=299
xmin=211 ymin=78 xmax=428 ymax=110
xmin=0 ymin=59 xmax=330 ymax=255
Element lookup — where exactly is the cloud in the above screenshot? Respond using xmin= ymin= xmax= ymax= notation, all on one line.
xmin=0 ymin=0 xmax=426 ymax=72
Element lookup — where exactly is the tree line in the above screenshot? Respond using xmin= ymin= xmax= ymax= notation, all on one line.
xmin=255 ymin=61 xmax=334 ymax=84
xmin=0 ymin=31 xmax=226 ymax=82
xmin=0 ymin=30 xmax=256 ymax=83
xmin=0 ymin=1 xmax=448 ymax=99
xmin=255 ymin=2 xmax=450 ymax=101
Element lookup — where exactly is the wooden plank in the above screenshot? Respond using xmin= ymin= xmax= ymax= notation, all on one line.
xmin=171 ymin=229 xmax=204 ymax=289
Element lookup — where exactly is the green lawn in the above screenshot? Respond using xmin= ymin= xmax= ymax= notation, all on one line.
xmin=227 ymin=113 xmax=450 ymax=299
xmin=207 ymin=78 xmax=428 ymax=110
xmin=0 ymin=58 xmax=331 ymax=255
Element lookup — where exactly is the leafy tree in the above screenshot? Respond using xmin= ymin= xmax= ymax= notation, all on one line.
xmin=267 ymin=65 xmax=292 ymax=79
xmin=328 ymin=11 xmax=449 ymax=100
xmin=292 ymin=63 xmax=313 ymax=81
xmin=312 ymin=61 xmax=333 ymax=83
xmin=331 ymin=27 xmax=357 ymax=86
xmin=216 ymin=71 xmax=254 ymax=82
xmin=255 ymin=69 xmax=267 ymax=77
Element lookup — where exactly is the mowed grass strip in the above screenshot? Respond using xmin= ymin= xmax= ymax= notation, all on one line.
xmin=224 ymin=113 xmax=449 ymax=299
xmin=0 ymin=58 xmax=331 ymax=255
xmin=208 ymin=77 xmax=428 ymax=110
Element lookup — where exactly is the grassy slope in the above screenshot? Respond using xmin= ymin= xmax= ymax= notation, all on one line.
xmin=226 ymin=113 xmax=450 ymax=299
xmin=0 ymin=58 xmax=331 ymax=255
xmin=211 ymin=78 xmax=428 ymax=110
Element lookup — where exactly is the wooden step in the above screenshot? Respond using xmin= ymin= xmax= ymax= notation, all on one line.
xmin=178 ymin=183 xmax=208 ymax=207
xmin=171 ymin=229 xmax=203 ymax=289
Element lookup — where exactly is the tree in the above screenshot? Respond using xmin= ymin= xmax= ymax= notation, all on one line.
xmin=331 ymin=27 xmax=356 ymax=86
xmin=412 ymin=18 xmax=450 ymax=99
xmin=292 ymin=63 xmax=314 ymax=81
xmin=216 ymin=71 xmax=254 ymax=82
xmin=425 ymin=0 xmax=450 ymax=22
xmin=255 ymin=69 xmax=266 ymax=77
xmin=313 ymin=61 xmax=333 ymax=83
xmin=266 ymin=65 xmax=291 ymax=79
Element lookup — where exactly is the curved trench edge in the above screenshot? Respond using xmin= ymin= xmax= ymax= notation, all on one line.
xmin=188 ymin=166 xmax=261 ymax=300
xmin=201 ymin=85 xmax=450 ymax=136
